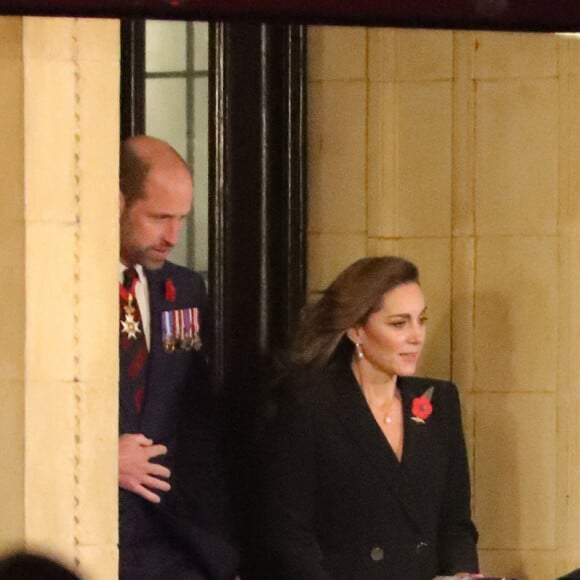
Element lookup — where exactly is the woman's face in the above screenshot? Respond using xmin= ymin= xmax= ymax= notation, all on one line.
xmin=349 ymin=282 xmax=427 ymax=381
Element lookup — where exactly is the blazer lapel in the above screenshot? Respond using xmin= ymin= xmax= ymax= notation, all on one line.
xmin=399 ymin=376 xmax=426 ymax=468
xmin=332 ymin=368 xmax=430 ymax=536
xmin=398 ymin=377 xmax=435 ymax=530
xmin=139 ymin=266 xmax=173 ymax=438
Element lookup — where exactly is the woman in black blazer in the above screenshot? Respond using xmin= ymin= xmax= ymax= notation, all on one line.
xmin=262 ymin=256 xmax=480 ymax=580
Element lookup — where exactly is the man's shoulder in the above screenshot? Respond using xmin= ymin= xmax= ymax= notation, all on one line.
xmin=145 ymin=261 xmax=207 ymax=306
xmin=161 ymin=261 xmax=205 ymax=287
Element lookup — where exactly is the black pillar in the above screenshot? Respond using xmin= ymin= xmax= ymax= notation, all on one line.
xmin=209 ymin=22 xmax=307 ymax=577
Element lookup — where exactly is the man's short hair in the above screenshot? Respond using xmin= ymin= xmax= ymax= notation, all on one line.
xmin=119 ymin=139 xmax=150 ymax=208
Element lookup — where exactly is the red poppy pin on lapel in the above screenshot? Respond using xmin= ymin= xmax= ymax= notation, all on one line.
xmin=165 ymin=278 xmax=176 ymax=302
xmin=411 ymin=385 xmax=434 ymax=424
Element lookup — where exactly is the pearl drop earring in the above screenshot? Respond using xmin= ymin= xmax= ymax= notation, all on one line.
xmin=355 ymin=343 xmax=364 ymax=360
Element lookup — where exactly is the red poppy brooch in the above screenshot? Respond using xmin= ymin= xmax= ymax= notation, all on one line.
xmin=165 ymin=278 xmax=176 ymax=302
xmin=411 ymin=386 xmax=434 ymax=424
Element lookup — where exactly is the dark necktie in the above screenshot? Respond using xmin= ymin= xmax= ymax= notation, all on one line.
xmin=119 ymin=267 xmax=148 ymax=414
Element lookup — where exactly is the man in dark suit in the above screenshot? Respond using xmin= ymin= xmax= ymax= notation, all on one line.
xmin=118 ymin=135 xmax=238 ymax=580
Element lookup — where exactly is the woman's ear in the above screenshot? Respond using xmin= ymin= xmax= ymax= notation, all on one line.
xmin=346 ymin=327 xmax=361 ymax=345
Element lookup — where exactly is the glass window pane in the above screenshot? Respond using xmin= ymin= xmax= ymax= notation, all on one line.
xmin=145 ymin=78 xmax=187 ymax=158
xmin=146 ymin=20 xmax=187 ymax=73
xmin=192 ymin=22 xmax=209 ymax=72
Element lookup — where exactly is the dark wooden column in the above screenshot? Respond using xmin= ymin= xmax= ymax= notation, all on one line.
xmin=209 ymin=22 xmax=306 ymax=389
xmin=208 ymin=22 xmax=307 ymax=577
xmin=120 ymin=19 xmax=145 ymax=140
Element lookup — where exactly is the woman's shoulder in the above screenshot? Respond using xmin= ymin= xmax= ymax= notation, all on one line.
xmin=259 ymin=366 xmax=339 ymax=438
xmin=266 ymin=364 xmax=346 ymax=416
xmin=400 ymin=375 xmax=462 ymax=403
xmin=280 ymin=365 xmax=338 ymax=401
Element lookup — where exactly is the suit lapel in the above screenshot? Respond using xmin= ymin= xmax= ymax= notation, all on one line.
xmin=331 ymin=368 xmax=430 ymax=535
xmin=140 ymin=266 xmax=173 ymax=437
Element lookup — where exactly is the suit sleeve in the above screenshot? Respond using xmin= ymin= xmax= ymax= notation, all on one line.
xmin=436 ymin=383 xmax=479 ymax=574
xmin=262 ymin=389 xmax=334 ymax=580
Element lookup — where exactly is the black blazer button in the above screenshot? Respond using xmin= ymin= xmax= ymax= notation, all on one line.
xmin=370 ymin=547 xmax=384 ymax=561
xmin=416 ymin=541 xmax=428 ymax=554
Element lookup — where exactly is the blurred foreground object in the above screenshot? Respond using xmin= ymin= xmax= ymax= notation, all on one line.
xmin=558 ymin=569 xmax=580 ymax=580
xmin=0 ymin=552 xmax=80 ymax=580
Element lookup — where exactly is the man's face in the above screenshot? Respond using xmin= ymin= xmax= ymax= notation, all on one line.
xmin=120 ymin=161 xmax=193 ymax=270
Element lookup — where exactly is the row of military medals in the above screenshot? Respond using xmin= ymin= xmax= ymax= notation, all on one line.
xmin=120 ymin=276 xmax=202 ymax=352
xmin=162 ymin=308 xmax=202 ymax=353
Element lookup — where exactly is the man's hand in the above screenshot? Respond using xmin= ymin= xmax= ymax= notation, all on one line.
xmin=119 ymin=433 xmax=171 ymax=503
